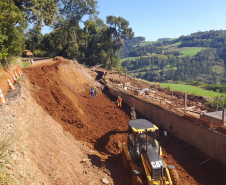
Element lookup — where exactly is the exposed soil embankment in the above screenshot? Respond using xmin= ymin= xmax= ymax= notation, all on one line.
xmin=21 ymin=58 xmax=226 ymax=185
xmin=23 ymin=60 xmax=129 ymax=149
xmin=0 ymin=77 xmax=88 ymax=185
xmin=23 ymin=59 xmax=132 ymax=184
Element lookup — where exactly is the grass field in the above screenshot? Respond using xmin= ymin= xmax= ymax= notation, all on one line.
xmin=139 ymin=41 xmax=157 ymax=46
xmin=120 ymin=53 xmax=166 ymax=62
xmin=164 ymin=42 xmax=182 ymax=48
xmin=163 ymin=66 xmax=177 ymax=71
xmin=133 ymin=41 xmax=158 ymax=47
xmin=146 ymin=53 xmax=168 ymax=59
xmin=120 ymin=57 xmax=137 ymax=62
xmin=179 ymin=47 xmax=206 ymax=57
xmin=167 ymin=38 xmax=177 ymax=41
xmin=160 ymin=83 xmax=223 ymax=98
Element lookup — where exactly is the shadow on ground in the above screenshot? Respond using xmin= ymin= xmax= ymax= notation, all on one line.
xmin=88 ymin=153 xmax=132 ymax=185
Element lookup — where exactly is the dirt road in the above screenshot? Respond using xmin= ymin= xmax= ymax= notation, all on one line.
xmin=23 ymin=58 xmax=226 ymax=185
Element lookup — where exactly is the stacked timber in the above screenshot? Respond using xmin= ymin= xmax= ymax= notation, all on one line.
xmin=134 ymin=88 xmax=149 ymax=96
xmin=123 ymin=82 xmax=131 ymax=87
xmin=114 ymin=84 xmax=123 ymax=88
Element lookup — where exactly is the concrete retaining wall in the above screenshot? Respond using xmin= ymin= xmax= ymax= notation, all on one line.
xmin=109 ymin=87 xmax=226 ymax=165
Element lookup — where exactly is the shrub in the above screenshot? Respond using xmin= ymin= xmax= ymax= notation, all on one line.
xmin=216 ymin=89 xmax=220 ymax=93
xmin=33 ymin=50 xmax=47 ymax=57
xmin=0 ymin=136 xmax=16 ymax=184
xmin=22 ymin=61 xmax=30 ymax=68
xmin=166 ymin=85 xmax=171 ymax=90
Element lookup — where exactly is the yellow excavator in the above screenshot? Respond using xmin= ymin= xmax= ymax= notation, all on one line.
xmin=121 ymin=119 xmax=179 ymax=185
xmin=22 ymin=50 xmax=33 ymax=57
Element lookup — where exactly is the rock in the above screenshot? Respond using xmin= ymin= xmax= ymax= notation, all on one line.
xmin=115 ymin=141 xmax=122 ymax=149
xmin=101 ymin=177 xmax=109 ymax=184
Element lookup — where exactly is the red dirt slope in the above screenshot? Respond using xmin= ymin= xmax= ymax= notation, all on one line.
xmin=23 ymin=58 xmax=226 ymax=185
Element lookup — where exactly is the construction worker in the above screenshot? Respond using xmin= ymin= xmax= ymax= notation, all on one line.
xmin=91 ymin=87 xmax=95 ymax=98
xmin=117 ymin=96 xmax=122 ymax=108
xmin=105 ymin=77 xmax=107 ymax=85
xmin=94 ymin=87 xmax=97 ymax=95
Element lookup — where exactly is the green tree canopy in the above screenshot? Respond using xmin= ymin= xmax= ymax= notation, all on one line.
xmin=0 ymin=1 xmax=26 ymax=63
xmin=13 ymin=0 xmax=58 ymax=26
xmin=106 ymin=15 xmax=134 ymax=52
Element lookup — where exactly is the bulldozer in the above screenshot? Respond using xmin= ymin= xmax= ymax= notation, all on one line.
xmin=121 ymin=119 xmax=179 ymax=185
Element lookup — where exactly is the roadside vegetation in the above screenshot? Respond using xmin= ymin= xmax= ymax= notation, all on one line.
xmin=0 ymin=136 xmax=16 ymax=184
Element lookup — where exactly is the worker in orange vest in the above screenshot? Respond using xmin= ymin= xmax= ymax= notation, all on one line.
xmin=117 ymin=96 xmax=122 ymax=108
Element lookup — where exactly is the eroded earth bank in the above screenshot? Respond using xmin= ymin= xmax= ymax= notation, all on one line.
xmin=1 ymin=57 xmax=226 ymax=185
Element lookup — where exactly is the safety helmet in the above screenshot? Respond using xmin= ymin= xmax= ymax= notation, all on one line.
xmin=118 ymin=96 xmax=120 ymax=98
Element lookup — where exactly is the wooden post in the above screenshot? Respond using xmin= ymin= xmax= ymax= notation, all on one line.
xmin=222 ymin=108 xmax=225 ymax=124
xmin=184 ymin=93 xmax=187 ymax=115
xmin=216 ymin=96 xmax=219 ymax=111
xmin=125 ymin=67 xmax=127 ymax=86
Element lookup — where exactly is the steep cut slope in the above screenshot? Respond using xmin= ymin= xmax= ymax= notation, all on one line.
xmin=23 ymin=58 xmax=133 ymax=184
xmin=21 ymin=57 xmax=226 ymax=185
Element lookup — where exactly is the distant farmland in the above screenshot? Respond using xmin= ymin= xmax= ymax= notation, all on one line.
xmin=179 ymin=47 xmax=206 ymax=57
xmin=160 ymin=83 xmax=222 ymax=98
xmin=164 ymin=42 xmax=182 ymax=48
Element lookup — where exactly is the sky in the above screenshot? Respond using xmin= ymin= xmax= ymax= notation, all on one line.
xmin=42 ymin=0 xmax=226 ymax=41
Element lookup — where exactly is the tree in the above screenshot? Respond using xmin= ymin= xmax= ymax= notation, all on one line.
xmin=53 ymin=0 xmax=98 ymax=59
xmin=106 ymin=16 xmax=134 ymax=67
xmin=13 ymin=0 xmax=58 ymax=26
xmin=0 ymin=1 xmax=26 ymax=65
xmin=1 ymin=0 xmax=59 ymax=66
xmin=25 ymin=27 xmax=43 ymax=52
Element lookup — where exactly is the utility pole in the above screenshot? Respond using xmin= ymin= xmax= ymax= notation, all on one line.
xmin=222 ymin=108 xmax=225 ymax=125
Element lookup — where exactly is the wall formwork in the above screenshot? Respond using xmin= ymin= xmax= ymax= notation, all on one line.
xmin=109 ymin=87 xmax=226 ymax=165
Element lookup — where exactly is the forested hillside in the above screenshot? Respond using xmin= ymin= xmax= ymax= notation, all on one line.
xmin=117 ymin=36 xmax=145 ymax=58
xmin=121 ymin=30 xmax=226 ymax=85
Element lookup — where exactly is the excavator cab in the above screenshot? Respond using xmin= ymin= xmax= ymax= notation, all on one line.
xmin=121 ymin=119 xmax=179 ymax=185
